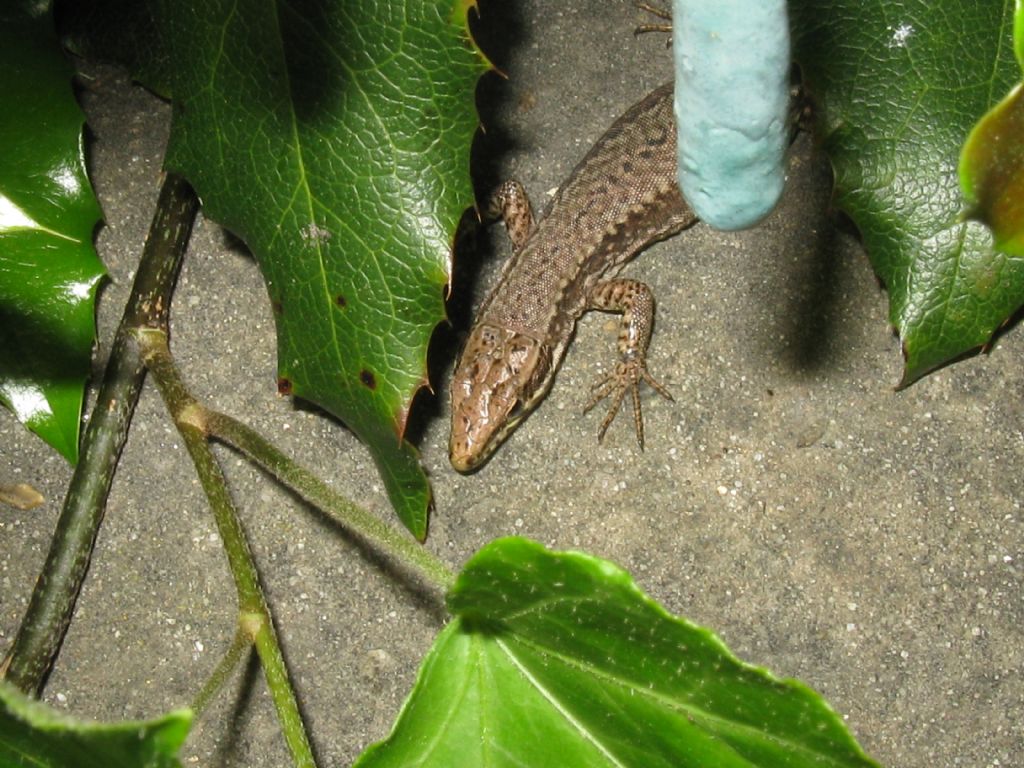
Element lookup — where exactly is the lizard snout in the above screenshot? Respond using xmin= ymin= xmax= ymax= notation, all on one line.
xmin=449 ymin=325 xmax=551 ymax=473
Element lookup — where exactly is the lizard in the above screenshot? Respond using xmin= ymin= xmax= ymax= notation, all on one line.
xmin=449 ymin=81 xmax=697 ymax=473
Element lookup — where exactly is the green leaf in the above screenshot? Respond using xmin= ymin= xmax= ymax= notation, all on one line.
xmin=356 ymin=538 xmax=881 ymax=768
xmin=791 ymin=1 xmax=1024 ymax=384
xmin=960 ymin=3 xmax=1024 ymax=256
xmin=160 ymin=0 xmax=487 ymax=537
xmin=0 ymin=679 xmax=192 ymax=768
xmin=0 ymin=0 xmax=105 ymax=463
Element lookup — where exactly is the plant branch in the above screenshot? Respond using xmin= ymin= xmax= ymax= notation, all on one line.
xmin=205 ymin=411 xmax=456 ymax=591
xmin=137 ymin=328 xmax=316 ymax=768
xmin=1 ymin=173 xmax=198 ymax=695
xmin=192 ymin=625 xmax=251 ymax=717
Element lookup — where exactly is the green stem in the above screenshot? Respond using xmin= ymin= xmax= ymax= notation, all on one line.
xmin=205 ymin=411 xmax=456 ymax=591
xmin=138 ymin=329 xmax=316 ymax=768
xmin=192 ymin=626 xmax=251 ymax=717
xmin=1 ymin=174 xmax=198 ymax=695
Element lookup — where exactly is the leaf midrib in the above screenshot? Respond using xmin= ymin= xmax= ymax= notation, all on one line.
xmin=489 ymin=618 xmax=865 ymax=768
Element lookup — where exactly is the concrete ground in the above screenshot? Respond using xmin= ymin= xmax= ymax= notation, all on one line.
xmin=2 ymin=1 xmax=1021 ymax=765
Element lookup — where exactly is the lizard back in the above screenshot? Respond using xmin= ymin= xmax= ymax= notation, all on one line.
xmin=450 ymin=82 xmax=699 ymax=471
xmin=479 ymin=81 xmax=696 ymax=342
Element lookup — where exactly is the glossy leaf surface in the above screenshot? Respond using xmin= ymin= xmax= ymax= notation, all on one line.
xmin=0 ymin=680 xmax=191 ymax=768
xmin=791 ymin=1 xmax=1024 ymax=383
xmin=356 ymin=537 xmax=881 ymax=768
xmin=160 ymin=0 xmax=487 ymax=536
xmin=0 ymin=1 xmax=105 ymax=463
xmin=960 ymin=2 xmax=1024 ymax=256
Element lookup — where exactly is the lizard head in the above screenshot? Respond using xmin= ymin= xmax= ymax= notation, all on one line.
xmin=449 ymin=324 xmax=553 ymax=473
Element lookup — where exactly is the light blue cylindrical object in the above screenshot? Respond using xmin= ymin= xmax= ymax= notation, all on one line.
xmin=673 ymin=0 xmax=790 ymax=230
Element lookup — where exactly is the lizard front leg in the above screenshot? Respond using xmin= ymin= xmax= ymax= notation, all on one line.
xmin=583 ymin=279 xmax=673 ymax=447
xmin=487 ymin=180 xmax=535 ymax=250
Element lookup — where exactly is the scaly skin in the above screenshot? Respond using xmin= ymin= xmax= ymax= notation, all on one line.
xmin=449 ymin=82 xmax=697 ymax=472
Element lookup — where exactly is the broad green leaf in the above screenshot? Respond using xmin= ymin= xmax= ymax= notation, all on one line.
xmin=356 ymin=537 xmax=881 ymax=768
xmin=791 ymin=1 xmax=1024 ymax=384
xmin=0 ymin=1 xmax=105 ymax=463
xmin=160 ymin=0 xmax=487 ymax=537
xmin=960 ymin=2 xmax=1024 ymax=256
xmin=0 ymin=679 xmax=191 ymax=768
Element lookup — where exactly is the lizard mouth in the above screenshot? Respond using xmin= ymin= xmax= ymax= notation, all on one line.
xmin=448 ymin=424 xmax=484 ymax=472
xmin=448 ymin=400 xmax=525 ymax=473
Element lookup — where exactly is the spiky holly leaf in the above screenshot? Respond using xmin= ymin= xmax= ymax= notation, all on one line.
xmin=0 ymin=0 xmax=105 ymax=463
xmin=161 ymin=0 xmax=488 ymax=536
xmin=791 ymin=1 xmax=1023 ymax=383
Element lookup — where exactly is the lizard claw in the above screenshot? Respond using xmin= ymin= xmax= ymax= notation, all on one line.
xmin=634 ymin=1 xmax=673 ymax=39
xmin=583 ymin=359 xmax=673 ymax=448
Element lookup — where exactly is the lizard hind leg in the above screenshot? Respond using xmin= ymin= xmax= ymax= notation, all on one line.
xmin=582 ymin=278 xmax=674 ymax=448
xmin=584 ymin=359 xmax=674 ymax=448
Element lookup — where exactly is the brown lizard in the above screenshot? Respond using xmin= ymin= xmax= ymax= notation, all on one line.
xmin=449 ymin=82 xmax=696 ymax=472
